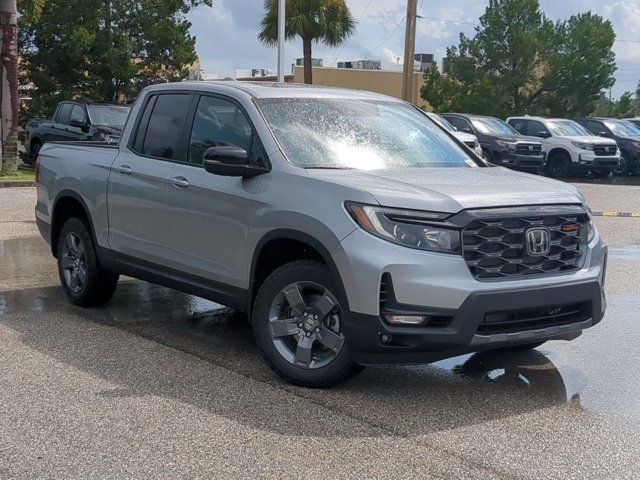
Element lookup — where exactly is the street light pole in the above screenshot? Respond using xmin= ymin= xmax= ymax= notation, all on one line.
xmin=277 ymin=0 xmax=286 ymax=83
xmin=401 ymin=0 xmax=417 ymax=102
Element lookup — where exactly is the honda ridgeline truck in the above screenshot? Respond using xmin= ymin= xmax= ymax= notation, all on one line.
xmin=35 ymin=82 xmax=607 ymax=387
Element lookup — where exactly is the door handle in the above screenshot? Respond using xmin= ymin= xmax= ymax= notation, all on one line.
xmin=171 ymin=176 xmax=190 ymax=188
xmin=115 ymin=164 xmax=132 ymax=175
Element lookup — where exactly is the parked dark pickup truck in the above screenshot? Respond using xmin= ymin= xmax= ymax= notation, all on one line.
xmin=24 ymin=101 xmax=130 ymax=164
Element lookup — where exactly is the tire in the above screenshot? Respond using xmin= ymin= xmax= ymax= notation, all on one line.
xmin=482 ymin=148 xmax=494 ymax=164
xmin=57 ymin=217 xmax=119 ymax=307
xmin=500 ymin=341 xmax=545 ymax=352
xmin=613 ymin=153 xmax=631 ymax=176
xmin=28 ymin=141 xmax=41 ymax=166
xmin=252 ymin=260 xmax=363 ymax=388
xmin=546 ymin=152 xmax=572 ymax=178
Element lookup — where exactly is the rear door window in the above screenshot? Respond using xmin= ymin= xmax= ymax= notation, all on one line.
xmin=56 ymin=104 xmax=73 ymax=125
xmin=142 ymin=94 xmax=191 ymax=161
xmin=508 ymin=119 xmax=527 ymax=134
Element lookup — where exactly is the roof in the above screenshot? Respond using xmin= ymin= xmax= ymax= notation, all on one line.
xmin=146 ymin=80 xmax=403 ymax=102
xmin=442 ymin=113 xmax=501 ymax=120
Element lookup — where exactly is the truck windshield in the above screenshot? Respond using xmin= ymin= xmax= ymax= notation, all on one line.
xmin=471 ymin=117 xmax=519 ymax=136
xmin=604 ymin=120 xmax=640 ymax=138
xmin=546 ymin=120 xmax=591 ymax=137
xmin=256 ymin=98 xmax=479 ymax=170
xmin=87 ymin=105 xmax=131 ymax=128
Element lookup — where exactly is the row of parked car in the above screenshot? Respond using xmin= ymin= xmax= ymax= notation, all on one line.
xmin=430 ymin=112 xmax=640 ymax=177
xmin=23 ymin=98 xmax=640 ymax=179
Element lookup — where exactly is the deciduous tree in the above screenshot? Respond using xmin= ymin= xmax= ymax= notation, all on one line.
xmin=421 ymin=0 xmax=616 ymax=118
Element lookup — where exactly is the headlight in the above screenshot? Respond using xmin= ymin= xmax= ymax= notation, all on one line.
xmin=497 ymin=140 xmax=517 ymax=150
xmin=588 ymin=220 xmax=597 ymax=242
xmin=572 ymin=142 xmax=594 ymax=151
xmin=345 ymin=202 xmax=460 ymax=254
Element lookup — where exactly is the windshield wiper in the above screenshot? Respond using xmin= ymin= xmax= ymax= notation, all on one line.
xmin=305 ymin=166 xmax=353 ymax=170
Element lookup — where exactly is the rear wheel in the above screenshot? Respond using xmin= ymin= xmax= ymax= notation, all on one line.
xmin=252 ymin=261 xmax=363 ymax=387
xmin=546 ymin=152 xmax=572 ymax=178
xmin=57 ymin=217 xmax=119 ymax=307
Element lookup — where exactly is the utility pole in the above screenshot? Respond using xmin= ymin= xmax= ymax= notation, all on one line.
xmin=277 ymin=0 xmax=285 ymax=83
xmin=401 ymin=0 xmax=417 ymax=102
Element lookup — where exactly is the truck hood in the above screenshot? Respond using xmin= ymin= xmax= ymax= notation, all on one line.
xmin=562 ymin=135 xmax=617 ymax=145
xmin=307 ymin=167 xmax=584 ymax=213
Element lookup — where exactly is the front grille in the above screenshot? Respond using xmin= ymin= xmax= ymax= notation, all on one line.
xmin=515 ymin=143 xmax=542 ymax=155
xmin=478 ymin=302 xmax=590 ymax=335
xmin=593 ymin=144 xmax=617 ymax=156
xmin=462 ymin=211 xmax=589 ymax=280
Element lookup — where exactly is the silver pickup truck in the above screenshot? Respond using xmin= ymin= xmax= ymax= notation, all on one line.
xmin=35 ymin=81 xmax=607 ymax=387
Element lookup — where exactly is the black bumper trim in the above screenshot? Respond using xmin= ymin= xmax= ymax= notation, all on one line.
xmin=343 ymin=280 xmax=604 ymax=365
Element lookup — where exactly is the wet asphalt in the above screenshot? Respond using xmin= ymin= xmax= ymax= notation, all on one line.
xmin=1 ymin=186 xmax=639 ymax=479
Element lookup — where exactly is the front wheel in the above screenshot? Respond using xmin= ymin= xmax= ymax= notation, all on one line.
xmin=613 ymin=154 xmax=631 ymax=176
xmin=57 ymin=217 xmax=119 ymax=307
xmin=252 ymin=261 xmax=363 ymax=387
xmin=546 ymin=152 xmax=572 ymax=178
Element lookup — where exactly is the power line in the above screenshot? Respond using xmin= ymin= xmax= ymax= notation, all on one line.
xmin=361 ymin=16 xmax=406 ymax=61
xmin=319 ymin=0 xmax=374 ymax=85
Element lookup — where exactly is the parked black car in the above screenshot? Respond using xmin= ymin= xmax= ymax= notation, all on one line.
xmin=577 ymin=117 xmax=640 ymax=175
xmin=24 ymin=101 xmax=130 ymax=164
xmin=440 ymin=113 xmax=545 ymax=172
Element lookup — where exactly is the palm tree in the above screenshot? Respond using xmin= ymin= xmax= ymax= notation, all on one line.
xmin=0 ymin=0 xmax=19 ymax=175
xmin=259 ymin=0 xmax=355 ymax=84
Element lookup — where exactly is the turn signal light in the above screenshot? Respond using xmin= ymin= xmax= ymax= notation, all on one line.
xmin=384 ymin=314 xmax=426 ymax=325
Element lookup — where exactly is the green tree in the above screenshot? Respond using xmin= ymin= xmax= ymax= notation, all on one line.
xmin=259 ymin=0 xmax=355 ymax=84
xmin=421 ymin=0 xmax=616 ymax=118
xmin=20 ymin=0 xmax=211 ymax=117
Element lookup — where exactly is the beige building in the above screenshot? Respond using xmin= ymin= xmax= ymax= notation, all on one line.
xmin=292 ymin=65 xmax=428 ymax=108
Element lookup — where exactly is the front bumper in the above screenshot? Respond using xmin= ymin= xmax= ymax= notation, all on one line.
xmin=334 ymin=228 xmax=607 ymax=365
xmin=495 ymin=152 xmax=546 ymax=170
xmin=575 ymin=155 xmax=620 ymax=171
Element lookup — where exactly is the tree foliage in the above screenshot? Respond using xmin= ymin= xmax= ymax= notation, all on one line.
xmin=19 ymin=0 xmax=211 ymax=116
xmin=421 ymin=0 xmax=617 ymax=118
xmin=259 ymin=0 xmax=355 ymax=84
xmin=592 ymin=83 xmax=640 ymax=118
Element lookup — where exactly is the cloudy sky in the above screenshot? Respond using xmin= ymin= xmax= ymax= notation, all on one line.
xmin=188 ymin=0 xmax=640 ymax=98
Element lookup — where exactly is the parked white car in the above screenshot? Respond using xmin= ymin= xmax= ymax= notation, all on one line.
xmin=427 ymin=112 xmax=484 ymax=158
xmin=507 ymin=116 xmax=620 ymax=178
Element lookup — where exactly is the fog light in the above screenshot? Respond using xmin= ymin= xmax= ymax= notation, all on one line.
xmin=384 ymin=314 xmax=427 ymax=325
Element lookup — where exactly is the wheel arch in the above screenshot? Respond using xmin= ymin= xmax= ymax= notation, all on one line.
xmin=51 ymin=190 xmax=99 ymax=259
xmin=248 ymin=229 xmax=350 ymax=314
xmin=546 ymin=147 xmax=572 ymax=161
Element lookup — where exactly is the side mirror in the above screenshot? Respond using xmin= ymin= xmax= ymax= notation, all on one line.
xmin=461 ymin=127 xmax=473 ymax=134
xmin=535 ymin=131 xmax=551 ymax=138
xmin=597 ymin=131 xmax=609 ymax=137
xmin=70 ymin=119 xmax=90 ymax=132
xmin=202 ymin=146 xmax=268 ymax=178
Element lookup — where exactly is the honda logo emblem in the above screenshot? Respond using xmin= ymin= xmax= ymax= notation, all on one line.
xmin=526 ymin=228 xmax=550 ymax=256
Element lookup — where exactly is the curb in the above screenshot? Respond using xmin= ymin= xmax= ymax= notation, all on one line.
xmin=591 ymin=211 xmax=640 ymax=217
xmin=0 ymin=180 xmax=35 ymax=188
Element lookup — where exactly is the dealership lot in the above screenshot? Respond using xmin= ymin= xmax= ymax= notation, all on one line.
xmin=1 ymin=185 xmax=639 ymax=479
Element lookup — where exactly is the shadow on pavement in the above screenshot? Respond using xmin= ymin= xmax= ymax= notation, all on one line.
xmin=0 ymin=278 xmax=577 ymax=438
